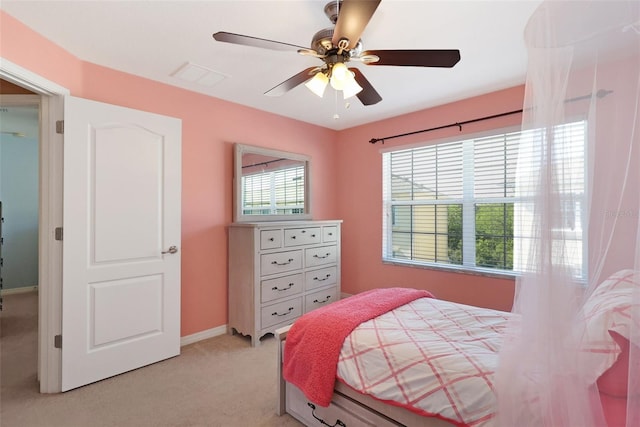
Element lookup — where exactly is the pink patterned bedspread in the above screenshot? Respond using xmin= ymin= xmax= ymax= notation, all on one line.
xmin=283 ymin=288 xmax=433 ymax=406
xmin=336 ymin=297 xmax=512 ymax=427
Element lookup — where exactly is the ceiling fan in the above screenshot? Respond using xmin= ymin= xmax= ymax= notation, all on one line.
xmin=213 ymin=0 xmax=461 ymax=106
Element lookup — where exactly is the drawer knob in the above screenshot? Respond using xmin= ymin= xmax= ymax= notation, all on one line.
xmin=272 ymin=307 xmax=294 ymax=317
xmin=313 ymin=296 xmax=331 ymax=304
xmin=314 ymin=274 xmax=331 ymax=282
xmin=311 ymin=234 xmax=316 ymax=238
xmin=272 ymin=283 xmax=294 ymax=291
xmin=307 ymin=402 xmax=346 ymax=427
xmin=313 ymin=253 xmax=331 ymax=259
xmin=269 ymin=237 xmax=274 ymax=242
xmin=271 ymin=258 xmax=294 ymax=266
xmin=328 ymin=232 xmax=333 ymax=236
xmin=291 ymin=235 xmax=296 ymax=239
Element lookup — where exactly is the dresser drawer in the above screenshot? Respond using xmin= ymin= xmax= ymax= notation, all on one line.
xmin=261 ymin=274 xmax=303 ymax=303
xmin=261 ymin=250 xmax=302 ymax=276
xmin=305 ymin=266 xmax=337 ymax=290
xmin=305 ymin=287 xmax=338 ymax=312
xmin=284 ymin=227 xmax=321 ymax=247
xmin=323 ymin=226 xmax=338 ymax=242
xmin=260 ymin=229 xmax=282 ymax=249
xmin=305 ymin=245 xmax=337 ymax=268
xmin=262 ymin=298 xmax=302 ymax=329
xmin=286 ymin=382 xmax=399 ymax=427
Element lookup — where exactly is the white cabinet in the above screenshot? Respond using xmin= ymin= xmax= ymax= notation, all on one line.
xmin=228 ymin=220 xmax=342 ymax=346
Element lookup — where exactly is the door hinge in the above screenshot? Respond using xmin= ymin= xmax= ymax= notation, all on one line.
xmin=54 ymin=334 xmax=62 ymax=349
xmin=56 ymin=120 xmax=64 ymax=134
xmin=55 ymin=227 xmax=63 ymax=241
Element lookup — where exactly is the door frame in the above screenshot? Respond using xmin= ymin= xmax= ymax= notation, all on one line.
xmin=1 ymin=57 xmax=69 ymax=392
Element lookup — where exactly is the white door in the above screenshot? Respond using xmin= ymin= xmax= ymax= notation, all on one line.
xmin=61 ymin=96 xmax=181 ymax=391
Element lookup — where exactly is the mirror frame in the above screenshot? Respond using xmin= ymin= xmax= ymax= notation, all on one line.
xmin=233 ymin=143 xmax=312 ymax=223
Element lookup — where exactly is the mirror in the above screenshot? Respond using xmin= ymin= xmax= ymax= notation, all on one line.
xmin=233 ymin=143 xmax=311 ymax=222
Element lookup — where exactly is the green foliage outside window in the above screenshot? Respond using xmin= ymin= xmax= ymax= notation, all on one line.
xmin=447 ymin=204 xmax=514 ymax=270
xmin=447 ymin=205 xmax=463 ymax=264
xmin=475 ymin=203 xmax=514 ymax=269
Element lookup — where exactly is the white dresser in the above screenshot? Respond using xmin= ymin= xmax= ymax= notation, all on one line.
xmin=228 ymin=220 xmax=342 ymax=346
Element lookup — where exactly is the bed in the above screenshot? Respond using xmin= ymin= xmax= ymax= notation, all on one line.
xmin=275 ymin=272 xmax=638 ymax=427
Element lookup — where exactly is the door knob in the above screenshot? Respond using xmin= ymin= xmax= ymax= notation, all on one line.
xmin=162 ymin=246 xmax=178 ymax=255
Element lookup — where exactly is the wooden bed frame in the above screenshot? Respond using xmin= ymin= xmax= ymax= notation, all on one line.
xmin=275 ymin=326 xmax=455 ymax=427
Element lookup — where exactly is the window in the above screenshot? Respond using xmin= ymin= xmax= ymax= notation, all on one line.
xmin=382 ymin=121 xmax=586 ymax=277
xmin=242 ymin=164 xmax=305 ymax=215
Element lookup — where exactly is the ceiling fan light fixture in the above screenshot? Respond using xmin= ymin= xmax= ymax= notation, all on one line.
xmin=305 ymin=71 xmax=329 ymax=97
xmin=329 ymin=62 xmax=349 ymax=89
xmin=342 ymin=75 xmax=363 ymax=99
xmin=214 ymin=0 xmax=461 ymax=109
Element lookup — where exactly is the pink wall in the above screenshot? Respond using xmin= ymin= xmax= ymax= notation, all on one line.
xmin=2 ymin=10 xmax=519 ymax=335
xmin=0 ymin=12 xmax=83 ymax=94
xmin=581 ymin=58 xmax=640 ymax=283
xmin=335 ymin=87 xmax=525 ymax=311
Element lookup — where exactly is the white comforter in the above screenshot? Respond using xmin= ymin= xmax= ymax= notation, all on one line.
xmin=336 ymin=297 xmax=512 ymax=427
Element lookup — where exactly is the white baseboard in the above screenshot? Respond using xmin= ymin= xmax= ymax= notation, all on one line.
xmin=1 ymin=286 xmax=38 ymax=296
xmin=180 ymin=324 xmax=227 ymax=347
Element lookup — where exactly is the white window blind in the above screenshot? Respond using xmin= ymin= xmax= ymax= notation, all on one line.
xmin=383 ymin=141 xmax=464 ymax=265
xmin=382 ymin=121 xmax=586 ymax=277
xmin=242 ymin=165 xmax=305 ymax=215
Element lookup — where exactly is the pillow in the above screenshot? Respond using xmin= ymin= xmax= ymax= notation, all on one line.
xmin=580 ymin=269 xmax=639 ymax=384
xmin=596 ymin=331 xmax=632 ymax=397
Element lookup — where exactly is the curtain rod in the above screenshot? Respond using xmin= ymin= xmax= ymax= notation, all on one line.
xmin=368 ymin=89 xmax=613 ymax=145
xmin=242 ymin=158 xmax=286 ymax=169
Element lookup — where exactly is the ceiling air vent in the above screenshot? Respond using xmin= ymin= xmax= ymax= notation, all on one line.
xmin=171 ymin=62 xmax=227 ymax=87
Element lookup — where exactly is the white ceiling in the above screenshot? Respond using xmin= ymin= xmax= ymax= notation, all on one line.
xmin=1 ymin=0 xmax=542 ymax=130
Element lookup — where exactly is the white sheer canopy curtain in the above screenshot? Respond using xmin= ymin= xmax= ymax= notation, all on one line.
xmin=496 ymin=1 xmax=640 ymax=427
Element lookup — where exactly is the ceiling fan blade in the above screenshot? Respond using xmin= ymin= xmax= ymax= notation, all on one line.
xmin=350 ymin=68 xmax=382 ymax=105
xmin=332 ymin=0 xmax=381 ymax=49
xmin=264 ymin=67 xmax=318 ymax=97
xmin=361 ymin=49 xmax=461 ymax=68
xmin=213 ymin=31 xmax=308 ymax=52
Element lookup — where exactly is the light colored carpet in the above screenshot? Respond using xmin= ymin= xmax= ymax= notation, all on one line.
xmin=0 ymin=292 xmax=303 ymax=427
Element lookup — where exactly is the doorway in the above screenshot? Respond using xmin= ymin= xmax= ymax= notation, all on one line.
xmin=0 ymin=91 xmax=41 ymax=404
xmin=0 ymin=60 xmax=69 ymax=393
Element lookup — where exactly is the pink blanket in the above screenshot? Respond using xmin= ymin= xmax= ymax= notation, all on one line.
xmin=283 ymin=287 xmax=434 ymax=406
